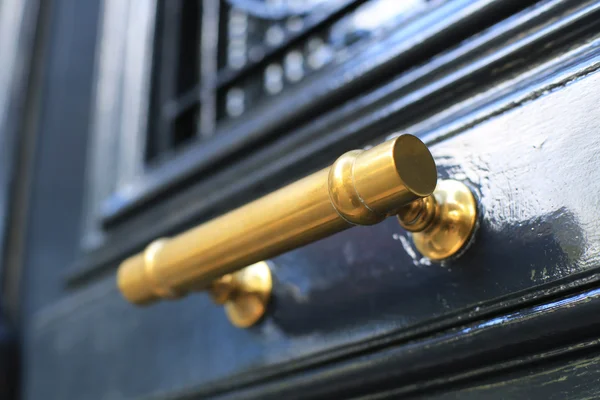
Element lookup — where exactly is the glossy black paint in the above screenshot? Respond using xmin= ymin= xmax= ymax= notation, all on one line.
xmin=211 ymin=286 xmax=600 ymax=399
xmin=27 ymin=28 xmax=600 ymax=400
xmin=407 ymin=346 xmax=600 ymax=400
xmin=67 ymin=0 xmax=596 ymax=286
xmin=18 ymin=0 xmax=600 ymax=399
xmin=96 ymin=0 xmax=536 ymax=227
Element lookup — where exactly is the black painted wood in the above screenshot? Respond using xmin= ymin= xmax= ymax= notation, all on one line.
xmin=0 ymin=0 xmax=43 ymax=313
xmin=18 ymin=0 xmax=600 ymax=399
xmin=25 ymin=22 xmax=600 ymax=399
xmin=66 ymin=0 xmax=596 ymax=286
xmin=405 ymin=349 xmax=600 ymax=400
xmin=205 ymin=286 xmax=600 ymax=400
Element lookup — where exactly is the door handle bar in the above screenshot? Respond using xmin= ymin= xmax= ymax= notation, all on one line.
xmin=117 ymin=135 xmax=477 ymax=327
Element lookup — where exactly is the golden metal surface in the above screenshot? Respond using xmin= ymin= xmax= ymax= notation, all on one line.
xmin=398 ymin=180 xmax=477 ymax=261
xmin=117 ymin=134 xmax=437 ymax=306
xmin=208 ymin=261 xmax=272 ymax=328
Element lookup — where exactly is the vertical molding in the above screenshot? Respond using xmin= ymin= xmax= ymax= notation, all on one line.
xmin=80 ymin=0 xmax=128 ymax=251
xmin=81 ymin=0 xmax=157 ymax=251
xmin=0 ymin=0 xmax=28 ymax=252
xmin=117 ymin=0 xmax=156 ymax=189
xmin=0 ymin=0 xmax=44 ymax=323
xmin=0 ymin=0 xmax=28 ymax=130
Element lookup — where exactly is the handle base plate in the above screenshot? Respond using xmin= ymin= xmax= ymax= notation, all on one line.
xmin=210 ymin=261 xmax=273 ymax=328
xmin=399 ymin=180 xmax=477 ymax=261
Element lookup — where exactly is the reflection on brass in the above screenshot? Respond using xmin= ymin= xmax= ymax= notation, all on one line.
xmin=398 ymin=180 xmax=477 ymax=261
xmin=117 ymin=134 xmax=437 ymax=307
xmin=208 ymin=261 xmax=272 ymax=328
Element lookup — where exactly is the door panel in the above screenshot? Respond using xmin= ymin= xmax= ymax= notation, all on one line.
xmin=25 ymin=57 xmax=600 ymax=399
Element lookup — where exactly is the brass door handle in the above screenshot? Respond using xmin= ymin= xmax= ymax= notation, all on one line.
xmin=117 ymin=134 xmax=477 ymax=326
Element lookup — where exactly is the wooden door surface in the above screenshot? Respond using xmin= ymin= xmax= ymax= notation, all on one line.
xmin=5 ymin=0 xmax=600 ymax=399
